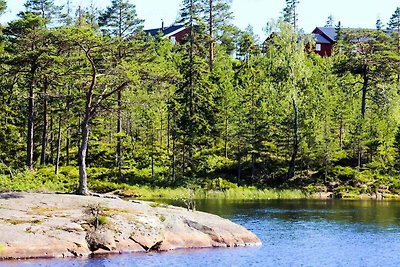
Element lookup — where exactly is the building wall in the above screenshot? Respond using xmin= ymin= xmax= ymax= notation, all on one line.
xmin=317 ymin=43 xmax=333 ymax=57
xmin=172 ymin=28 xmax=191 ymax=43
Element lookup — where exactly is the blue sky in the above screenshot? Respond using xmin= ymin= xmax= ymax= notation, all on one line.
xmin=1 ymin=0 xmax=399 ymax=39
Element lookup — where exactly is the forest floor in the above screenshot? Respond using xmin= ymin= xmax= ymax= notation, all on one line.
xmin=0 ymin=192 xmax=261 ymax=261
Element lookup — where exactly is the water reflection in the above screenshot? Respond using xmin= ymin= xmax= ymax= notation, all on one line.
xmin=183 ymin=199 xmax=400 ymax=229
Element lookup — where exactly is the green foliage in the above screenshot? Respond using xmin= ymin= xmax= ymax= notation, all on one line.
xmin=0 ymin=5 xmax=399 ymax=199
xmin=98 ymin=0 xmax=144 ymax=38
xmin=0 ymin=0 xmax=5 ymax=16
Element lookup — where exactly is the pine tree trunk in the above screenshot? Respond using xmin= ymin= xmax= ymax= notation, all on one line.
xmin=40 ymin=80 xmax=48 ymax=165
xmin=65 ymin=88 xmax=71 ymax=166
xmin=66 ymin=128 xmax=70 ymax=166
xmin=357 ymin=64 xmax=368 ymax=167
xmin=224 ymin=116 xmax=228 ymax=158
xmin=361 ymin=64 xmax=368 ymax=119
xmin=187 ymin=0 xmax=195 ymax=174
xmin=78 ymin=114 xmax=90 ymax=195
xmin=339 ymin=117 xmax=344 ymax=148
xmin=288 ymin=98 xmax=299 ymax=179
xmin=209 ymin=0 xmax=214 ymax=70
xmin=172 ymin=132 xmax=176 ymax=181
xmin=116 ymin=90 xmax=122 ymax=178
xmin=55 ymin=114 xmax=62 ymax=175
xmin=167 ymin=109 xmax=171 ymax=155
xmin=49 ymin=116 xmax=54 ymax=164
xmin=26 ymin=65 xmax=36 ymax=170
xmin=151 ymin=125 xmax=155 ymax=179
xmin=77 ymin=47 xmax=97 ymax=196
xmin=237 ymin=143 xmax=241 ymax=184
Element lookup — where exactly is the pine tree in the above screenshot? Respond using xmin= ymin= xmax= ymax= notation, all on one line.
xmin=376 ymin=18 xmax=384 ymax=30
xmin=23 ymin=0 xmax=63 ymax=23
xmin=202 ymin=0 xmax=233 ymax=69
xmin=3 ymin=13 xmax=49 ymax=170
xmin=98 ymin=0 xmax=144 ymax=38
xmin=53 ymin=25 xmax=136 ymax=194
xmin=98 ymin=0 xmax=144 ymax=178
xmin=335 ymin=29 xmax=399 ymax=166
xmin=282 ymin=0 xmax=300 ymax=31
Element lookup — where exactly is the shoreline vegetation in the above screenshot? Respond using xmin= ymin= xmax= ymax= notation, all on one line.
xmin=0 ymin=2 xmax=399 ymax=199
xmin=1 ymin=166 xmax=399 ymax=201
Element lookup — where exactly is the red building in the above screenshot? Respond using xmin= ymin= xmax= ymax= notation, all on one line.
xmin=144 ymin=24 xmax=190 ymax=44
xmin=311 ymin=27 xmax=337 ymax=57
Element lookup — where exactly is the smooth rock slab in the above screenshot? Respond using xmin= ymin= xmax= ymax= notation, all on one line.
xmin=0 ymin=192 xmax=261 ymax=260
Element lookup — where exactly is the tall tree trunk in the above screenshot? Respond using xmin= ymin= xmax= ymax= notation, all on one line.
xmin=65 ymin=87 xmax=71 ymax=166
xmin=237 ymin=142 xmax=241 ymax=184
xmin=167 ymin=109 xmax=171 ymax=155
xmin=224 ymin=116 xmax=228 ymax=158
xmin=116 ymin=90 xmax=122 ymax=178
xmin=339 ymin=117 xmax=344 ymax=148
xmin=40 ymin=80 xmax=49 ymax=165
xmin=78 ymin=114 xmax=90 ymax=195
xmin=209 ymin=0 xmax=214 ymax=70
xmin=361 ymin=64 xmax=368 ymax=119
xmin=66 ymin=127 xmax=70 ymax=166
xmin=188 ymin=0 xmax=195 ymax=174
xmin=397 ymin=26 xmax=400 ymax=85
xmin=172 ymin=130 xmax=176 ymax=182
xmin=251 ymin=83 xmax=256 ymax=180
xmin=151 ymin=126 xmax=155 ymax=179
xmin=160 ymin=113 xmax=163 ymax=147
xmin=357 ymin=64 xmax=368 ymax=167
xmin=55 ymin=114 xmax=62 ymax=175
xmin=49 ymin=114 xmax=54 ymax=164
xmin=78 ymin=46 xmax=96 ymax=196
xmin=288 ymin=98 xmax=299 ymax=179
xmin=26 ymin=66 xmax=36 ymax=170
xmin=323 ymin=118 xmax=328 ymax=183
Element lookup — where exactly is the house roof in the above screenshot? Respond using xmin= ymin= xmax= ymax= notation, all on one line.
xmin=314 ymin=34 xmax=332 ymax=44
xmin=144 ymin=24 xmax=186 ymax=38
xmin=312 ymin=27 xmax=337 ymax=42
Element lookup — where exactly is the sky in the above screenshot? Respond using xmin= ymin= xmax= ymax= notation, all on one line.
xmin=1 ymin=0 xmax=399 ymax=40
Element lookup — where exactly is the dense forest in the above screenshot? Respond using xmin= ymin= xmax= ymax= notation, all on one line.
xmin=0 ymin=0 xmax=399 ymax=197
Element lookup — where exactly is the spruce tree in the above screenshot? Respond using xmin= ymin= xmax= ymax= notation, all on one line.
xmin=282 ymin=0 xmax=300 ymax=31
xmin=325 ymin=15 xmax=334 ymax=27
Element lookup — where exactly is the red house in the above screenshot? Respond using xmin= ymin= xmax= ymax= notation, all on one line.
xmin=311 ymin=27 xmax=337 ymax=57
xmin=144 ymin=24 xmax=190 ymax=44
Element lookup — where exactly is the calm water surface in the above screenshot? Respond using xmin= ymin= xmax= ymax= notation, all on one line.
xmin=4 ymin=199 xmax=400 ymax=266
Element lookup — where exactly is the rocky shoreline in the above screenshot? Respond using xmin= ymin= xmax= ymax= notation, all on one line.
xmin=0 ymin=192 xmax=261 ymax=261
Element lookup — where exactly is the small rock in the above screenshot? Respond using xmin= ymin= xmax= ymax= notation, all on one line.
xmin=85 ymin=230 xmax=116 ymax=252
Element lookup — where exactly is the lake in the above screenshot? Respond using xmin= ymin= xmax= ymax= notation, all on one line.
xmin=4 ymin=199 xmax=400 ymax=266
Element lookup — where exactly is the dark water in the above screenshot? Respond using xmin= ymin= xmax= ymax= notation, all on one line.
xmin=4 ymin=199 xmax=400 ymax=266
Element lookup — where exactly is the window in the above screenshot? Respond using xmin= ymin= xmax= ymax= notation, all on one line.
xmin=315 ymin=44 xmax=321 ymax=51
xmin=171 ymin=36 xmax=176 ymax=45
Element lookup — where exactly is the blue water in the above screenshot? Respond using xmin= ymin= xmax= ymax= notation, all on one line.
xmin=3 ymin=199 xmax=400 ymax=266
